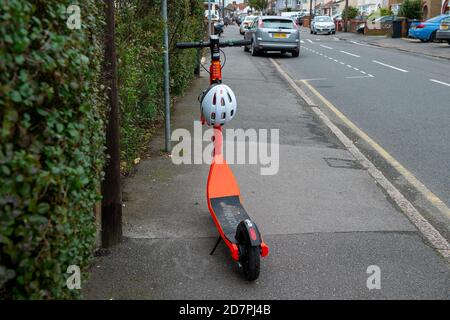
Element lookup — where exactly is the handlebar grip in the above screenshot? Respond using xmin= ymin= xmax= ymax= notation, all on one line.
xmin=220 ymin=39 xmax=251 ymax=47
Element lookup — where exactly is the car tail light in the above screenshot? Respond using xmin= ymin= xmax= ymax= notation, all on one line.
xmin=416 ymin=23 xmax=425 ymax=28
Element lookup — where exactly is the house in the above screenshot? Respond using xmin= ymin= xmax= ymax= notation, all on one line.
xmin=388 ymin=0 xmax=448 ymax=19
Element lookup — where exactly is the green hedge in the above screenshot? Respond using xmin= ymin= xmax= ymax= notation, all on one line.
xmin=116 ymin=0 xmax=203 ymax=173
xmin=0 ymin=0 xmax=203 ymax=299
xmin=0 ymin=0 xmax=105 ymax=299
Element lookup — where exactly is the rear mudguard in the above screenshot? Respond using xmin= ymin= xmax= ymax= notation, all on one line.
xmin=236 ymin=219 xmax=262 ymax=247
xmin=235 ymin=220 xmax=269 ymax=258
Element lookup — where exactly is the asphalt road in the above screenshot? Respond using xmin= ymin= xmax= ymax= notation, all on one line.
xmin=273 ymin=27 xmax=450 ymax=232
xmin=84 ymin=25 xmax=450 ymax=299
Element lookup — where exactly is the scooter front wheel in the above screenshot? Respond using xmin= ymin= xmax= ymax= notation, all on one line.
xmin=241 ymin=245 xmax=260 ymax=281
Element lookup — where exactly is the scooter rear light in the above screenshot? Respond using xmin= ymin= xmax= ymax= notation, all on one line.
xmin=416 ymin=23 xmax=426 ymax=28
xmin=249 ymin=228 xmax=257 ymax=241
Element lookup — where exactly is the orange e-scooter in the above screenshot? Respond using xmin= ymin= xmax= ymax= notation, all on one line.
xmin=176 ymin=35 xmax=269 ymax=281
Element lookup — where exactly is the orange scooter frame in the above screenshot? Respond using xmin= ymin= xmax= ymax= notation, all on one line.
xmin=176 ymin=35 xmax=268 ymax=281
xmin=207 ymin=128 xmax=269 ymax=263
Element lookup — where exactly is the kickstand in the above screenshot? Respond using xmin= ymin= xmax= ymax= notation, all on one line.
xmin=210 ymin=236 xmax=222 ymax=255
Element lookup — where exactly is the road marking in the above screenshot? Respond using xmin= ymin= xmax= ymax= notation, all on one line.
xmin=350 ymin=40 xmax=370 ymax=46
xmin=306 ymin=39 xmax=313 ymax=43
xmin=346 ymin=64 xmax=352 ymax=68
xmin=430 ymin=79 xmax=450 ymax=87
xmin=339 ymin=61 xmax=345 ymax=65
xmin=340 ymin=50 xmax=360 ymax=58
xmin=345 ymin=75 xmax=374 ymax=79
xmin=270 ymin=57 xmax=450 ymax=262
xmin=360 ymin=71 xmax=366 ymax=74
xmin=300 ymin=40 xmax=305 ymax=43
xmin=320 ymin=44 xmax=333 ymax=49
xmin=372 ymin=60 xmax=408 ymax=73
xmin=353 ymin=67 xmax=359 ymax=71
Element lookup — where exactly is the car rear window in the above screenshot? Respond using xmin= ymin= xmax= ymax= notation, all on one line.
xmin=427 ymin=15 xmax=447 ymax=23
xmin=315 ymin=17 xmax=333 ymax=22
xmin=261 ymin=19 xmax=295 ymax=29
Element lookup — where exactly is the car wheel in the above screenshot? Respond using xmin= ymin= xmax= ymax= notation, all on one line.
xmin=310 ymin=29 xmax=313 ymax=34
xmin=314 ymin=31 xmax=317 ymax=35
xmin=429 ymin=31 xmax=437 ymax=42
xmin=292 ymin=49 xmax=300 ymax=57
xmin=244 ymin=45 xmax=249 ymax=52
xmin=447 ymin=40 xmax=450 ymax=46
xmin=251 ymin=41 xmax=259 ymax=56
xmin=332 ymin=31 xmax=336 ymax=34
xmin=420 ymin=38 xmax=427 ymax=42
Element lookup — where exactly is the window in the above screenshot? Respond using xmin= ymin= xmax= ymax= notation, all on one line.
xmin=261 ymin=19 xmax=295 ymax=29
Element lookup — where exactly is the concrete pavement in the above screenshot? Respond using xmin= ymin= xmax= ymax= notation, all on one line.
xmin=83 ymin=25 xmax=450 ymax=299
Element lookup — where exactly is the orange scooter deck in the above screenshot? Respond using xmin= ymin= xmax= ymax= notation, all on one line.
xmin=207 ymin=154 xmax=248 ymax=242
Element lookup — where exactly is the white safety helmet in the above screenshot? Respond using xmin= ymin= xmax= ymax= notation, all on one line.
xmin=200 ymin=84 xmax=237 ymax=127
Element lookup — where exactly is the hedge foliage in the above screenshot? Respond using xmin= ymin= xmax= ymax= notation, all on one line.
xmin=0 ymin=0 xmax=105 ymax=299
xmin=1 ymin=0 xmax=203 ymax=299
xmin=116 ymin=0 xmax=203 ymax=173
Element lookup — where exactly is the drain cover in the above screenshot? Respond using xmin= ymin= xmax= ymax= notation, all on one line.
xmin=323 ymin=157 xmax=364 ymax=170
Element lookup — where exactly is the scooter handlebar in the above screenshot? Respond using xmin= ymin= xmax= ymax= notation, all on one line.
xmin=219 ymin=39 xmax=251 ymax=47
xmin=176 ymin=41 xmax=209 ymax=49
xmin=176 ymin=39 xmax=251 ymax=49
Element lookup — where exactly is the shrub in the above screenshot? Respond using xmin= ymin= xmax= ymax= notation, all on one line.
xmin=116 ymin=0 xmax=203 ymax=173
xmin=0 ymin=0 xmax=105 ymax=299
xmin=342 ymin=6 xmax=359 ymax=20
xmin=399 ymin=0 xmax=423 ymax=20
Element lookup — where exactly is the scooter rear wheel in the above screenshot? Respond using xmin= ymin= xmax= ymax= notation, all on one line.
xmin=241 ymin=245 xmax=260 ymax=281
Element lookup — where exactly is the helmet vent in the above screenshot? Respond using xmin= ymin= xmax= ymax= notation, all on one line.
xmin=221 ymin=97 xmax=225 ymax=106
xmin=211 ymin=112 xmax=216 ymax=120
xmin=221 ymin=112 xmax=226 ymax=119
xmin=213 ymin=93 xmax=216 ymax=105
xmin=230 ymin=109 xmax=234 ymax=116
xmin=227 ymin=92 xmax=232 ymax=103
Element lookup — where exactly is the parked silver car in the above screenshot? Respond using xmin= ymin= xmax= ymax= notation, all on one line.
xmin=311 ymin=15 xmax=336 ymax=35
xmin=436 ymin=16 xmax=450 ymax=45
xmin=244 ymin=16 xmax=300 ymax=57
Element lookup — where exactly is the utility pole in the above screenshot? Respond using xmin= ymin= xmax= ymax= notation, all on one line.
xmin=344 ymin=0 xmax=348 ymax=32
xmin=162 ymin=0 xmax=171 ymax=152
xmin=309 ymin=0 xmax=312 ymax=16
xmin=102 ymin=0 xmax=122 ymax=248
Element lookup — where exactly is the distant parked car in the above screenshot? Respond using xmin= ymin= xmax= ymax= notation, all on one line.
xmin=244 ymin=16 xmax=300 ymax=57
xmin=408 ymin=14 xmax=450 ymax=42
xmin=436 ymin=16 xmax=450 ymax=45
xmin=240 ymin=15 xmax=257 ymax=35
xmin=370 ymin=15 xmax=394 ymax=26
xmin=311 ymin=15 xmax=336 ymax=34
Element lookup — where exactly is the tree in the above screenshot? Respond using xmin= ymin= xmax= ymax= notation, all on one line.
xmin=399 ymin=0 xmax=423 ymax=19
xmin=342 ymin=6 xmax=358 ymax=20
xmin=248 ymin=0 xmax=269 ymax=13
